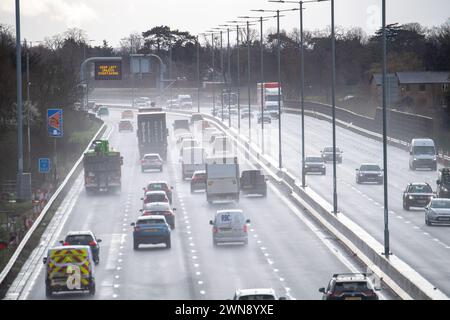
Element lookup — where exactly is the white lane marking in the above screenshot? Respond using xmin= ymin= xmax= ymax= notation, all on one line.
xmin=105 ymin=234 xmax=125 ymax=271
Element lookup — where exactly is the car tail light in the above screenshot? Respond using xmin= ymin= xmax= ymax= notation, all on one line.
xmin=363 ymin=290 xmax=377 ymax=297
xmin=134 ymin=226 xmax=140 ymax=232
xmin=89 ymin=241 xmax=97 ymax=246
xmin=243 ymin=224 xmax=248 ymax=233
xmin=141 ymin=159 xmax=146 ymax=164
xmin=165 ymin=211 xmax=173 ymax=216
xmin=213 ymin=227 xmax=218 ymax=234
xmin=63 ymin=242 xmax=69 ymax=246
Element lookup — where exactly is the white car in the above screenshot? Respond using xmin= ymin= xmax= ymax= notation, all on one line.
xmin=232 ymin=288 xmax=286 ymax=300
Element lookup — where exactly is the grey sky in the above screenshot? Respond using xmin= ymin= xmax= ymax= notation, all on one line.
xmin=1 ymin=0 xmax=449 ymax=47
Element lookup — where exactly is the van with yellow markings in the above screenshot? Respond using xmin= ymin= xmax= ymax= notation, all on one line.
xmin=43 ymin=245 xmax=96 ymax=297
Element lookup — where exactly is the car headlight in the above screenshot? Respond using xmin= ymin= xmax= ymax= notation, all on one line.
xmin=378 ymin=173 xmax=383 ymax=177
xmin=304 ymin=165 xmax=309 ymax=168
xmin=322 ymin=165 xmax=325 ymax=168
xmin=359 ymin=173 xmax=364 ymax=176
xmin=433 ymin=156 xmax=437 ymax=161
xmin=408 ymin=196 xmax=414 ymax=200
xmin=413 ymin=158 xmax=417 ymax=161
xmin=442 ymin=187 xmax=448 ymax=192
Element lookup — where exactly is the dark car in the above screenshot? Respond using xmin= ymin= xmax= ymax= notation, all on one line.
xmin=141 ymin=153 xmax=163 ymax=172
xmin=240 ymin=170 xmax=267 ymax=197
xmin=319 ymin=273 xmax=379 ymax=300
xmin=321 ymin=146 xmax=343 ymax=163
xmin=304 ymin=156 xmax=326 ymax=175
xmin=144 ymin=181 xmax=173 ymax=203
xmin=437 ymin=168 xmax=450 ymax=198
xmin=403 ymin=183 xmax=434 ymax=210
xmin=356 ymin=164 xmax=383 ymax=184
xmin=60 ymin=231 xmax=102 ymax=264
xmin=131 ymin=216 xmax=171 ymax=249
xmin=191 ymin=170 xmax=207 ymax=193
xmin=241 ymin=110 xmax=254 ymax=119
xmin=141 ymin=202 xmax=176 ymax=229
xmin=257 ymin=113 xmax=271 ymax=124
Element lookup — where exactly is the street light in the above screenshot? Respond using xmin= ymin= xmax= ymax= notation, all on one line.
xmin=196 ymin=35 xmax=201 ymax=113
xmin=269 ymin=0 xmax=318 ymax=187
xmin=238 ymin=15 xmax=276 ymax=154
xmin=212 ymin=28 xmax=225 ymax=120
xmin=252 ymin=7 xmax=299 ymax=169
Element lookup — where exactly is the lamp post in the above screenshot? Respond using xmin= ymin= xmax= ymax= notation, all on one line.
xmin=196 ymin=35 xmax=201 ymax=113
xmin=213 ymin=28 xmax=225 ymax=121
xmin=252 ymin=7 xmax=298 ymax=169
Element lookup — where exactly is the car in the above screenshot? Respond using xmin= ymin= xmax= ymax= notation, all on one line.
xmin=59 ymin=231 xmax=102 ymax=265
xmin=240 ymin=170 xmax=267 ymax=197
xmin=180 ymin=139 xmax=199 ymax=157
xmin=425 ymin=198 xmax=450 ymax=226
xmin=190 ymin=113 xmax=203 ymax=124
xmin=210 ymin=105 xmax=221 ymax=116
xmin=304 ymin=156 xmax=326 ymax=175
xmin=191 ymin=170 xmax=207 ymax=193
xmin=319 ymin=273 xmax=379 ymax=300
xmin=142 ymin=190 xmax=169 ymax=205
xmin=219 ymin=110 xmax=230 ymax=119
xmin=402 ymin=183 xmax=434 ymax=210
xmin=118 ymin=119 xmax=133 ymax=132
xmin=43 ymin=245 xmax=96 ymax=297
xmin=141 ymin=153 xmax=163 ymax=172
xmin=143 ymin=181 xmax=173 ymax=204
xmin=409 ymin=138 xmax=437 ymax=171
xmin=177 ymin=94 xmax=193 ymax=109
xmin=257 ymin=113 xmax=271 ymax=124
xmin=355 ymin=164 xmax=383 ymax=184
xmin=97 ymin=106 xmax=109 ymax=116
xmin=131 ymin=215 xmax=171 ymax=249
xmin=134 ymin=97 xmax=151 ymax=107
xmin=321 ymin=146 xmax=343 ymax=163
xmin=166 ymin=99 xmax=179 ymax=109
xmin=209 ymin=210 xmax=250 ymax=246
xmin=241 ymin=110 xmax=254 ymax=119
xmin=141 ymin=202 xmax=176 ymax=229
xmin=437 ymin=168 xmax=450 ymax=198
xmin=232 ymin=288 xmax=286 ymax=300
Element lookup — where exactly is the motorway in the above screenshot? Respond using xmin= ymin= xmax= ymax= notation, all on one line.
xmin=4 ymin=107 xmax=395 ymax=300
xmin=221 ymin=105 xmax=450 ymax=295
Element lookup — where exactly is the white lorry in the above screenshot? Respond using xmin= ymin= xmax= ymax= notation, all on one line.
xmin=257 ymin=82 xmax=283 ymax=119
xmin=205 ymin=157 xmax=240 ymax=203
xmin=181 ymin=147 xmax=206 ymax=180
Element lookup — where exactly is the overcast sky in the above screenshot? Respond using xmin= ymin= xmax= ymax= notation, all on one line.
xmin=1 ymin=0 xmax=449 ymax=47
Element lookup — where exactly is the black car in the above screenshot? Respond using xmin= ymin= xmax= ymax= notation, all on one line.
xmin=319 ymin=273 xmax=379 ymax=300
xmin=356 ymin=164 xmax=383 ymax=184
xmin=304 ymin=156 xmax=326 ymax=175
xmin=403 ymin=183 xmax=434 ymax=210
xmin=240 ymin=170 xmax=267 ymax=197
xmin=60 ymin=231 xmax=102 ymax=264
xmin=437 ymin=168 xmax=450 ymax=198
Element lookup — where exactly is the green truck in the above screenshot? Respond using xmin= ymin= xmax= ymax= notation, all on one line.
xmin=83 ymin=140 xmax=123 ymax=194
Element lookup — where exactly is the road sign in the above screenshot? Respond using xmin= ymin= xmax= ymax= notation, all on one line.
xmin=47 ymin=109 xmax=63 ymax=137
xmin=38 ymin=158 xmax=51 ymax=173
xmin=94 ymin=61 xmax=122 ymax=80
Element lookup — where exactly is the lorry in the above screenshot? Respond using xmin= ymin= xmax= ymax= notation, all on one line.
xmin=137 ymin=111 xmax=168 ymax=160
xmin=181 ymin=147 xmax=206 ymax=180
xmin=240 ymin=170 xmax=267 ymax=197
xmin=205 ymin=157 xmax=240 ymax=203
xmin=257 ymin=82 xmax=283 ymax=119
xmin=83 ymin=140 xmax=123 ymax=194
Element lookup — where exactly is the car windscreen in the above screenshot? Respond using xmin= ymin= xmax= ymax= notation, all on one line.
xmin=334 ymin=281 xmax=370 ymax=292
xmin=144 ymin=155 xmax=160 ymax=161
xmin=306 ymin=157 xmax=323 ymax=163
xmin=441 ymin=171 xmax=450 ymax=183
xmin=148 ymin=183 xmax=168 ymax=190
xmin=146 ymin=194 xmax=167 ymax=202
xmin=413 ymin=146 xmax=435 ymax=155
xmin=143 ymin=203 xmax=170 ymax=211
xmin=324 ymin=147 xmax=340 ymax=153
xmin=360 ymin=165 xmax=381 ymax=171
xmin=238 ymin=295 xmax=276 ymax=300
xmin=266 ymin=96 xmax=279 ymax=102
xmin=409 ymin=185 xmax=432 ymax=193
xmin=66 ymin=235 xmax=93 ymax=244
xmin=430 ymin=200 xmax=450 ymax=209
xmin=137 ymin=219 xmax=165 ymax=225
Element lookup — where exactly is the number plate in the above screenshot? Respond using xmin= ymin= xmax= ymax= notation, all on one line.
xmin=345 ymin=297 xmax=361 ymax=300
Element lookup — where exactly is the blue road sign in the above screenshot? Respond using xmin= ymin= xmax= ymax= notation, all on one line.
xmin=39 ymin=158 xmax=51 ymax=173
xmin=47 ymin=109 xmax=63 ymax=137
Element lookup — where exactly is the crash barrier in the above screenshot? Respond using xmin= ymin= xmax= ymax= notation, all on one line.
xmin=170 ymin=109 xmax=448 ymax=300
xmin=281 ymin=105 xmax=450 ymax=167
xmin=0 ymin=123 xmax=107 ymax=292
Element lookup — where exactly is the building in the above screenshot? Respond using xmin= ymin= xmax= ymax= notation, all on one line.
xmin=370 ymin=71 xmax=450 ymax=110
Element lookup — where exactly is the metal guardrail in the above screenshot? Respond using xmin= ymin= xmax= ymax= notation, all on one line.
xmin=0 ymin=123 xmax=106 ymax=287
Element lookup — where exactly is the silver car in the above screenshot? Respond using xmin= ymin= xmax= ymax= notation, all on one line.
xmin=209 ymin=210 xmax=250 ymax=246
xmin=425 ymin=198 xmax=450 ymax=226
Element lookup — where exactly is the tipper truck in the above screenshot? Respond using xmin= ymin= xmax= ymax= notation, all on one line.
xmin=83 ymin=140 xmax=123 ymax=194
xmin=137 ymin=111 xmax=168 ymax=160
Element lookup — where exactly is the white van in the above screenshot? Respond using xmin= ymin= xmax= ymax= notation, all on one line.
xmin=409 ymin=138 xmax=437 ymax=171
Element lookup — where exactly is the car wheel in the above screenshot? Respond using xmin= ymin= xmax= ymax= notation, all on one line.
xmin=95 ymin=259 xmax=99 ymax=265
xmin=322 ymin=170 xmax=326 ymax=175
xmin=160 ymin=166 xmax=163 ymax=172
xmin=45 ymin=285 xmax=53 ymax=298
xmin=404 ymin=202 xmax=410 ymax=211
xmin=411 ymin=163 xmax=416 ymax=171
xmin=89 ymin=281 xmax=96 ymax=296
xmin=425 ymin=216 xmax=431 ymax=226
xmin=243 ymin=239 xmax=248 ymax=246
xmin=166 ymin=238 xmax=171 ymax=249
xmin=356 ymin=177 xmax=360 ymax=184
xmin=133 ymin=241 xmax=139 ymax=250
xmin=213 ymin=239 xmax=218 ymax=246
xmin=432 ymin=164 xmax=437 ymax=171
